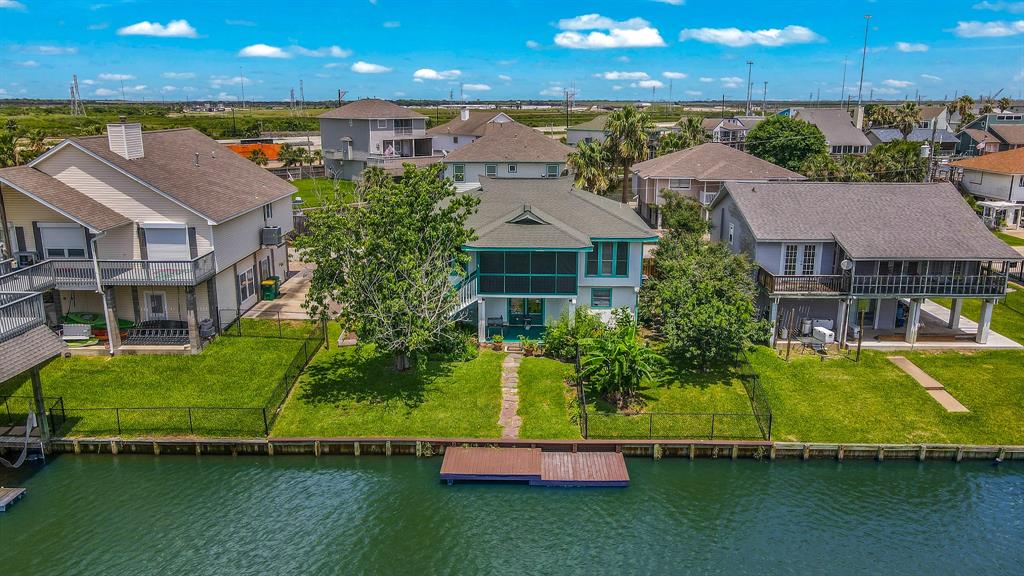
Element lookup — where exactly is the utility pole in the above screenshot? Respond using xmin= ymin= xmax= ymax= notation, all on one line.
xmin=762 ymin=81 xmax=768 ymax=116
xmin=840 ymin=56 xmax=848 ymax=106
xmin=299 ymin=79 xmax=305 ymax=113
xmin=745 ymin=60 xmax=754 ymax=115
xmin=240 ymin=68 xmax=246 ymax=111
xmin=856 ymin=14 xmax=872 ymax=107
xmin=120 ymin=80 xmax=126 ymax=103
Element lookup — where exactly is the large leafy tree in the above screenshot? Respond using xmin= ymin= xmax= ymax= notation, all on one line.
xmin=892 ymin=102 xmax=921 ymax=139
xmin=297 ymin=164 xmax=479 ymax=371
xmin=745 ymin=115 xmax=828 ymax=172
xmin=605 ymin=105 xmax=653 ymax=204
xmin=567 ymin=140 xmax=611 ymax=193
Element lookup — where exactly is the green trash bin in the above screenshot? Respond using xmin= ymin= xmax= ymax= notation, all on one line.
xmin=261 ymin=278 xmax=279 ymax=300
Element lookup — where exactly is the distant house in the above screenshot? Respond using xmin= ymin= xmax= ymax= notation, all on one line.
xmin=631 ymin=143 xmax=805 ymax=227
xmin=866 ymin=128 xmax=959 ymax=156
xmin=442 ymin=122 xmax=573 ymax=184
xmin=318 ymin=99 xmax=441 ymax=179
xmin=778 ymin=108 xmax=871 ymax=155
xmin=566 ymin=115 xmax=609 ymax=145
xmin=951 ymin=147 xmax=1024 ymax=229
xmin=710 ymin=181 xmax=1021 ymax=347
xmin=700 ymin=116 xmax=765 ymax=150
xmin=427 ymin=108 xmax=514 ymax=154
xmin=449 ymin=177 xmax=656 ymax=343
xmin=916 ymin=105 xmax=951 ymax=131
xmin=956 ymin=112 xmax=1024 ymax=156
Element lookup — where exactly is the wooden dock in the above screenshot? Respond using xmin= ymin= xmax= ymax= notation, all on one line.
xmin=439 ymin=447 xmax=629 ymax=487
xmin=0 ymin=487 xmax=26 ymax=512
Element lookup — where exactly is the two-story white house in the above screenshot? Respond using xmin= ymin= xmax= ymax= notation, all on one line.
xmin=450 ymin=177 xmax=656 ymax=342
xmin=0 ymin=123 xmax=295 ymax=354
xmin=427 ymin=108 xmax=514 ymax=154
xmin=442 ymin=121 xmax=573 ymax=185
xmin=952 ymin=147 xmax=1024 ymax=230
xmin=318 ymin=99 xmax=441 ymax=179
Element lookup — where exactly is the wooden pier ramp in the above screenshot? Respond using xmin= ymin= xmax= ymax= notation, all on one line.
xmin=0 ymin=487 xmax=26 ymax=512
xmin=439 ymin=447 xmax=629 ymax=487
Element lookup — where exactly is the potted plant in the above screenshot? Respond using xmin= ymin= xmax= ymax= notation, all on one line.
xmin=490 ymin=334 xmax=504 ymax=351
xmin=521 ymin=337 xmax=538 ymax=357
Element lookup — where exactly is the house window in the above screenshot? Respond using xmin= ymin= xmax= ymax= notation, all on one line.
xmin=485 ymin=164 xmax=497 ymax=177
xmin=262 ymin=203 xmax=273 ymax=220
xmin=585 ymin=242 xmax=629 ymax=277
xmin=477 ymin=251 xmax=578 ymax=295
xmin=546 ymin=164 xmax=559 ymax=177
xmin=669 ymin=179 xmax=690 ymax=189
xmin=591 ymin=288 xmax=613 ymax=308
xmin=728 ymin=223 xmax=735 ymax=246
xmin=453 ymin=136 xmax=459 ymax=144
xmin=801 ymin=245 xmax=817 ymax=275
xmin=39 ymin=223 xmax=87 ymax=258
xmin=783 ymin=244 xmax=799 ymax=276
xmin=453 ymin=164 xmax=465 ymax=182
xmin=142 ymin=224 xmax=189 ymax=260
xmin=1019 ymin=175 xmax=1024 ymax=187
xmin=237 ymin=267 xmax=256 ymax=302
xmin=508 ymin=164 xmax=518 ymax=174
xmin=376 ymin=119 xmax=387 ymax=129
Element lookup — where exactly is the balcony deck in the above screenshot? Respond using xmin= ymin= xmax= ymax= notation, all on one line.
xmin=0 ymin=252 xmax=216 ymax=292
xmin=757 ymin=267 xmax=849 ymax=296
xmin=758 ymin=267 xmax=1010 ymax=299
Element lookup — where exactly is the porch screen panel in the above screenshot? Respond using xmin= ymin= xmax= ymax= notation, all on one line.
xmin=477 ymin=250 xmax=577 ymax=295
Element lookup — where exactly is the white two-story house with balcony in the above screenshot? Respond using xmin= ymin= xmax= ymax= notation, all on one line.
xmin=710 ymin=181 xmax=1021 ymax=348
xmin=427 ymin=108 xmax=514 ymax=154
xmin=442 ymin=121 xmax=572 ymax=185
xmin=0 ymin=123 xmax=295 ymax=354
xmin=449 ymin=177 xmax=656 ymax=343
xmin=319 ymin=99 xmax=441 ymax=179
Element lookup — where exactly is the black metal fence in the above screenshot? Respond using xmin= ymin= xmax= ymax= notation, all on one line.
xmin=1 ymin=395 xmax=66 ymax=434
xmin=736 ymin=350 xmax=774 ymax=441
xmin=219 ymin=310 xmax=321 ymax=339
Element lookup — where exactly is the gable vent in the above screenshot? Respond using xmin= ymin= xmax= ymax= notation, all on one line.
xmin=107 ymin=122 xmax=145 ymax=160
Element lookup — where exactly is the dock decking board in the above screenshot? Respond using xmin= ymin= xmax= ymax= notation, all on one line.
xmin=440 ymin=447 xmax=629 ymax=487
xmin=0 ymin=487 xmax=26 ymax=512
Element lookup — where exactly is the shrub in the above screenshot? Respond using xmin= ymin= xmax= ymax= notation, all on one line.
xmin=543 ymin=306 xmax=606 ymax=361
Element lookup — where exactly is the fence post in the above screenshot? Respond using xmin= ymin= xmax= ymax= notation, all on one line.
xmin=710 ymin=413 xmax=716 ymax=440
xmin=323 ymin=317 xmax=329 ymax=350
xmin=278 ymin=312 xmax=283 ymax=338
xmin=115 ymin=408 xmax=122 ymax=436
xmin=303 ymin=340 xmax=308 ymax=362
xmin=648 ymin=413 xmax=653 ymax=439
xmin=188 ymin=407 xmax=194 ymax=434
xmin=262 ymin=408 xmax=270 ymax=436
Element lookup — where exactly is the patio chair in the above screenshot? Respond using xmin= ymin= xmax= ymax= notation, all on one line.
xmin=60 ymin=323 xmax=92 ymax=342
xmin=486 ymin=315 xmax=505 ymax=340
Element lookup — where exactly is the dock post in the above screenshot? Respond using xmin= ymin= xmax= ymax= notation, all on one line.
xmin=731 ymin=444 xmax=738 ymax=460
xmin=769 ymin=444 xmax=776 ymax=460
xmin=653 ymin=444 xmax=662 ymax=460
xmin=73 ymin=440 xmax=81 ymax=454
xmin=918 ymin=445 xmax=927 ymax=462
xmin=956 ymin=446 xmax=964 ymax=462
xmin=267 ymin=442 xmax=274 ymax=456
xmin=153 ymin=442 xmax=160 ymax=456
xmin=386 ymin=440 xmax=392 ymax=456
xmin=837 ymin=445 xmax=844 ymax=461
xmin=416 ymin=441 xmax=422 ymax=458
xmin=802 ymin=444 xmax=809 ymax=461
xmin=314 ymin=441 xmax=321 ymax=457
xmin=689 ymin=444 xmax=695 ymax=460
xmin=354 ymin=441 xmax=360 ymax=456
xmin=110 ymin=440 xmax=118 ymax=455
xmin=998 ymin=447 xmax=1006 ymax=461
xmin=877 ymin=446 xmax=885 ymax=461
xmin=196 ymin=443 xmax=202 ymax=456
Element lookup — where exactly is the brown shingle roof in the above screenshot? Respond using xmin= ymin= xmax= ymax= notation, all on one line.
xmin=787 ymin=108 xmax=871 ymax=147
xmin=990 ymin=124 xmax=1024 ymax=145
xmin=717 ymin=181 xmax=1021 ymax=261
xmin=962 ymin=128 xmax=994 ymax=145
xmin=568 ymin=115 xmax=609 ymax=132
xmin=0 ymin=165 xmax=130 ymax=232
xmin=427 ymin=111 xmax=508 ymax=137
xmin=951 ymin=147 xmax=1024 ymax=175
xmin=631 ymin=143 xmax=805 ymax=180
xmin=0 ymin=325 xmax=65 ymax=384
xmin=72 ymin=128 xmax=296 ymax=223
xmin=318 ymin=99 xmax=426 ymax=120
xmin=444 ymin=122 xmax=573 ymax=163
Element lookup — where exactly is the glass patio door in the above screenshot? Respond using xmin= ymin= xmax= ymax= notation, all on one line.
xmin=508 ymin=298 xmax=543 ymax=326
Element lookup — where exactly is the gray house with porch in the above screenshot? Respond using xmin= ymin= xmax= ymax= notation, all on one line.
xmin=710 ymin=181 xmax=1021 ymax=347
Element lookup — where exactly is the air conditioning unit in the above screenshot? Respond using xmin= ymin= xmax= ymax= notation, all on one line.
xmin=261 ymin=226 xmax=282 ymax=246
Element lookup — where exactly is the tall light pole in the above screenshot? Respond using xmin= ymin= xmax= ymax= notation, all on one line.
xmin=856 ymin=15 xmax=872 ymax=107
xmin=840 ymin=56 xmax=848 ymax=108
xmin=745 ymin=60 xmax=754 ymax=115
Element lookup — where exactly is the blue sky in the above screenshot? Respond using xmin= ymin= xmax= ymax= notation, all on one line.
xmin=2 ymin=0 xmax=1023 ymax=102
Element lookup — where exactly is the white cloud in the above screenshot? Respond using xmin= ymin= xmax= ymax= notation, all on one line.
xmin=953 ymin=20 xmax=1024 ymax=37
xmin=679 ymin=25 xmax=822 ymax=47
xmin=0 ymin=0 xmax=26 ymax=9
xmin=540 ymin=85 xmax=565 ymax=97
xmin=554 ymin=13 xmax=665 ymax=49
xmin=921 ymin=73 xmax=942 ymax=81
xmin=699 ymin=77 xmax=714 ymax=83
xmin=632 ymin=79 xmax=664 ymax=89
xmin=383 ymin=20 xmax=400 ymax=28
xmin=463 ymin=83 xmax=491 ymax=91
xmin=351 ymin=61 xmax=391 ymax=73
xmin=652 ymin=0 xmax=684 ymax=4
xmin=895 ymin=41 xmax=929 ymax=52
xmin=94 ymin=88 xmax=117 ymax=97
xmin=612 ymin=85 xmax=623 ymax=91
xmin=662 ymin=71 xmax=687 ymax=79
xmin=290 ymin=45 xmax=351 ymax=58
xmin=526 ymin=40 xmax=540 ymax=49
xmin=209 ymin=75 xmax=251 ymax=88
xmin=162 ymin=71 xmax=195 ymax=79
xmin=80 ymin=79 xmax=96 ymax=85
xmin=161 ymin=85 xmax=177 ymax=93
xmin=973 ymin=1 xmax=1024 ymax=13
xmin=99 ymin=73 xmax=134 ymax=81
xmin=323 ymin=62 xmax=342 ymax=69
xmin=394 ymin=91 xmax=406 ymax=97
xmin=595 ymin=71 xmax=649 ymax=80
xmin=88 ymin=23 xmax=108 ymax=30
xmin=720 ymin=76 xmax=743 ymax=88
xmin=117 ymin=19 xmax=198 ymax=38
xmin=17 ymin=60 xmax=38 ymax=67
xmin=239 ymin=44 xmax=291 ymax=58
xmin=33 ymin=45 xmax=78 ymax=55
xmin=883 ymin=79 xmax=914 ymax=88
xmin=498 ymin=74 xmax=512 ymax=81
xmin=413 ymin=68 xmax=461 ymax=80
xmin=685 ymin=90 xmax=702 ymax=96
xmin=124 ymin=85 xmax=147 ymax=93
xmin=0 ymin=89 xmax=6 ymax=95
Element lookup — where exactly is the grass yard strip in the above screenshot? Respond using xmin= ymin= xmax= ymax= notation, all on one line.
xmin=932 ymin=285 xmax=1024 ymax=344
xmin=272 ymin=326 xmax=503 ymax=438
xmin=0 ymin=327 xmax=312 ymax=437
xmin=995 ymin=231 xmax=1024 ymax=247
xmin=291 ymin=178 xmax=356 ymax=208
xmin=517 ymin=357 xmax=580 ymax=439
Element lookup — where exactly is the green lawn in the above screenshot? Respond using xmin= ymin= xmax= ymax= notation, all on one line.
xmin=291 ymin=178 xmax=356 ymax=208
xmin=0 ymin=327 xmax=314 ymax=437
xmin=749 ymin=346 xmax=1024 ymax=445
xmin=272 ymin=325 xmax=504 ymax=437
xmin=517 ymin=356 xmax=579 ymax=439
xmin=932 ymin=285 xmax=1024 ymax=344
xmin=995 ymin=231 xmax=1024 ymax=246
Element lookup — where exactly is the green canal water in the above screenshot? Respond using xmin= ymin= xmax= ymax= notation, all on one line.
xmin=2 ymin=455 xmax=1023 ymax=575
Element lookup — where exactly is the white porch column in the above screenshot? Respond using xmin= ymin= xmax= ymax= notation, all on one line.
xmin=836 ymin=299 xmax=850 ymax=348
xmin=768 ymin=297 xmax=780 ymax=346
xmin=477 ymin=298 xmax=486 ymax=342
xmin=948 ymin=298 xmax=963 ymax=330
xmin=976 ymin=299 xmax=995 ymax=344
xmin=905 ymin=298 xmax=923 ymax=344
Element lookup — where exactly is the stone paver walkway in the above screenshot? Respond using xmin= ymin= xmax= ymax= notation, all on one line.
xmin=887 ymin=356 xmax=969 ymax=413
xmin=498 ymin=352 xmax=522 ymax=438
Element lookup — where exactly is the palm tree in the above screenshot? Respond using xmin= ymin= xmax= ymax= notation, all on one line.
xmin=248 ymin=148 xmax=269 ymax=166
xmin=866 ymin=105 xmax=895 ymax=128
xmin=892 ymin=102 xmax=921 ymax=139
xmin=998 ymin=96 xmax=1013 ymax=112
xmin=949 ymin=95 xmax=975 ymax=129
xmin=980 ymin=102 xmax=995 ymax=114
xmin=311 ymin=149 xmax=323 ymax=166
xmin=567 ymin=140 xmax=610 ymax=192
xmin=604 ymin=105 xmax=653 ymax=204
xmin=656 ymin=132 xmax=688 ymax=156
xmin=677 ymin=116 xmax=708 ymax=147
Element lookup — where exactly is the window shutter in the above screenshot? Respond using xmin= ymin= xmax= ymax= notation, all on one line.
xmin=137 ymin=226 xmax=148 ymax=260
xmin=31 ymin=221 xmax=42 ymax=259
xmin=187 ymin=227 xmax=198 ymax=259
xmin=14 ymin=226 xmax=26 ymax=253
